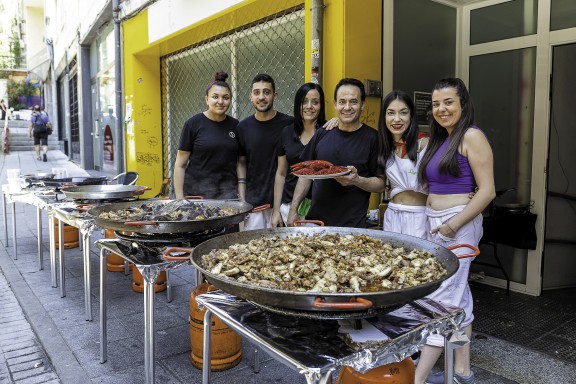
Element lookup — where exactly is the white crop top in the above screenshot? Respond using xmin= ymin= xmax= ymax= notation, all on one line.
xmin=386 ymin=141 xmax=428 ymax=199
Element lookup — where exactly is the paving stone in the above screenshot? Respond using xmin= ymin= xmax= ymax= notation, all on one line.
xmin=6 ymin=352 xmax=44 ymax=365
xmin=3 ymin=346 xmax=40 ymax=360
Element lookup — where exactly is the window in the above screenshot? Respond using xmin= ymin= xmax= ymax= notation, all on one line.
xmin=470 ymin=0 xmax=538 ymax=45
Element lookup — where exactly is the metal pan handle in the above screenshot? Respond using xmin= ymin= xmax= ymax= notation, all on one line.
xmin=162 ymin=247 xmax=193 ymax=261
xmin=251 ymin=204 xmax=270 ymax=212
xmin=312 ymin=297 xmax=373 ymax=310
xmin=448 ymin=244 xmax=480 ymax=259
xmin=124 ymin=221 xmax=160 ymax=228
xmin=293 ymin=220 xmax=325 ymax=227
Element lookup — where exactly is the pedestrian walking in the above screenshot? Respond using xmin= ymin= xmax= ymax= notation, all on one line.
xmin=29 ymin=105 xmax=51 ymax=162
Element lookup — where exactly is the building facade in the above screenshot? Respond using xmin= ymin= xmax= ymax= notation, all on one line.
xmin=28 ymin=0 xmax=576 ymax=295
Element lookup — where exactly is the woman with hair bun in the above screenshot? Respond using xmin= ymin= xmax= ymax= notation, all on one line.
xmin=173 ymin=71 xmax=239 ymax=200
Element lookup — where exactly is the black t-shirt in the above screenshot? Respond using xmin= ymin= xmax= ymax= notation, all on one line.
xmin=237 ymin=112 xmax=294 ymax=206
xmin=277 ymin=124 xmax=308 ymax=204
xmin=178 ymin=113 xmax=239 ymax=199
xmin=300 ymin=125 xmax=379 ymax=228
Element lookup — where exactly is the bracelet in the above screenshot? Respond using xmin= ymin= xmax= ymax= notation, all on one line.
xmin=445 ymin=221 xmax=456 ymax=233
xmin=237 ymin=178 xmax=246 ymax=184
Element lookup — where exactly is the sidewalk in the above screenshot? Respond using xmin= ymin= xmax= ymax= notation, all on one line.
xmin=1 ymin=150 xmax=575 ymax=384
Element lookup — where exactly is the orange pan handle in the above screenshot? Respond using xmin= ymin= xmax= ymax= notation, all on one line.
xmin=448 ymin=244 xmax=480 ymax=259
xmin=184 ymin=195 xmax=204 ymax=199
xmin=132 ymin=187 xmax=152 ymax=196
xmin=124 ymin=221 xmax=160 ymax=228
xmin=293 ymin=220 xmax=325 ymax=227
xmin=162 ymin=247 xmax=193 ymax=261
xmin=312 ymin=297 xmax=373 ymax=310
xmin=251 ymin=204 xmax=270 ymax=212
xmin=75 ymin=204 xmax=95 ymax=212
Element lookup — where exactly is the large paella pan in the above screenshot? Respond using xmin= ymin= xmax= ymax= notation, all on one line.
xmin=60 ymin=184 xmax=150 ymax=200
xmin=87 ymin=199 xmax=259 ymax=234
xmin=163 ymin=227 xmax=479 ymax=314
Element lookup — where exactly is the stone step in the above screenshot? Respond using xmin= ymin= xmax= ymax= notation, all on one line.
xmin=9 ymin=145 xmax=62 ymax=151
xmin=2 ymin=119 xmax=32 ymax=129
xmin=9 ymin=135 xmax=59 ymax=142
xmin=5 ymin=131 xmax=63 ymax=152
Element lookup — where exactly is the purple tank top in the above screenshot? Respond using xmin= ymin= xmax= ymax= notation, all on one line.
xmin=426 ymin=134 xmax=476 ymax=194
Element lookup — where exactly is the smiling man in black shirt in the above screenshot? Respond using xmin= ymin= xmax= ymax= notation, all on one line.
xmin=288 ymin=78 xmax=379 ymax=228
xmin=237 ymin=74 xmax=294 ymax=229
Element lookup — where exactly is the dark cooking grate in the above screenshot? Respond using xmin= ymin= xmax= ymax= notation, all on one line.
xmin=115 ymin=227 xmax=226 ymax=245
xmin=250 ymin=301 xmax=397 ymax=320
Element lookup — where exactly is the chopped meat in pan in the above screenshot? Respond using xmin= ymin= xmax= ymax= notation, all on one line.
xmin=201 ymin=233 xmax=447 ymax=293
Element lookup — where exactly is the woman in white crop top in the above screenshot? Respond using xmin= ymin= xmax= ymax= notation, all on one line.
xmin=335 ymin=90 xmax=429 ymax=237
xmin=380 ymin=90 xmax=428 ymax=238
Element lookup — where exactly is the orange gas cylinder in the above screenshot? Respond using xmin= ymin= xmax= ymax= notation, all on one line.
xmin=189 ymin=283 xmax=242 ymax=371
xmin=54 ymin=219 xmax=79 ymax=249
xmin=104 ymin=229 xmax=124 ymax=271
xmin=337 ymin=358 xmax=415 ymax=384
xmin=132 ymin=268 xmax=167 ymax=293
xmin=104 ymin=229 xmax=133 ymax=272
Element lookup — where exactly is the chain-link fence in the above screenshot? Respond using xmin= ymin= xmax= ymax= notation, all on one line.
xmin=160 ymin=4 xmax=305 ymax=184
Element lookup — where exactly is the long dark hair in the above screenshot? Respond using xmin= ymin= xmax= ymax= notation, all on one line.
xmin=205 ymin=71 xmax=231 ymax=95
xmin=418 ymin=78 xmax=475 ymax=183
xmin=293 ymin=83 xmax=326 ymax=137
xmin=377 ymin=90 xmax=419 ymax=171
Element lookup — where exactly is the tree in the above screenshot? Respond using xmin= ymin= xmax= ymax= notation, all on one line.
xmin=7 ymin=78 xmax=37 ymax=110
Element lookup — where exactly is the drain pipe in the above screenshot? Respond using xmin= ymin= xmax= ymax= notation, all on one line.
xmin=311 ymin=0 xmax=324 ymax=85
xmin=113 ymin=0 xmax=125 ymax=172
xmin=46 ymin=39 xmax=58 ymax=137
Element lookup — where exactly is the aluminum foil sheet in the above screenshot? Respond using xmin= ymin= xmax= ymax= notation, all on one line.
xmin=334 ymin=299 xmax=466 ymax=373
xmin=51 ymin=203 xmax=97 ymax=235
xmin=195 ymin=291 xmax=465 ymax=378
xmin=5 ymin=188 xmax=51 ymax=206
xmin=95 ymin=239 xmax=188 ymax=282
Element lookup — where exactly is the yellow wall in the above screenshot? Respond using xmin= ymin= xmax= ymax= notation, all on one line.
xmin=123 ymin=0 xmax=382 ymax=206
xmin=122 ymin=12 xmax=163 ymax=197
xmin=309 ymin=0 xmax=383 ymax=208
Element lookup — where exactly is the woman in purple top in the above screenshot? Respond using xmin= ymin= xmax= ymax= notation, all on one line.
xmin=414 ymin=78 xmax=495 ymax=384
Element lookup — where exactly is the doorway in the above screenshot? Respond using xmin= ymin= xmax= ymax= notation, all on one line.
xmin=543 ymin=43 xmax=576 ymax=290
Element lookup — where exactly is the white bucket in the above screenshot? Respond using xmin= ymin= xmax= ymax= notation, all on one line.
xmin=7 ymin=178 xmax=24 ymax=193
xmin=51 ymin=168 xmax=68 ymax=179
xmin=6 ymin=169 xmax=21 ymax=179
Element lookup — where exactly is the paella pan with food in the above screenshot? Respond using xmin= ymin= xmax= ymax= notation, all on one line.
xmin=163 ymin=227 xmax=479 ymax=314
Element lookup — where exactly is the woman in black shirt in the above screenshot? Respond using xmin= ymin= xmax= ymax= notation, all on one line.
xmin=271 ymin=83 xmax=327 ymax=226
xmin=173 ymin=71 xmax=239 ymax=199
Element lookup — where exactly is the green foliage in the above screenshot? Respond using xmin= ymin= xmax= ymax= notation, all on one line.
xmin=7 ymin=78 xmax=37 ymax=110
xmin=11 ymin=35 xmax=22 ymax=67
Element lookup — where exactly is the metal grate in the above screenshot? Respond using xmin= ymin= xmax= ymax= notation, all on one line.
xmin=472 ymin=282 xmax=576 ymax=363
xmin=160 ymin=4 xmax=305 ymax=189
xmin=69 ymin=68 xmax=81 ymax=162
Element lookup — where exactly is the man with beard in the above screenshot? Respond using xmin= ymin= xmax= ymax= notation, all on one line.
xmin=287 ymin=78 xmax=379 ymax=228
xmin=237 ymin=73 xmax=294 ymax=229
